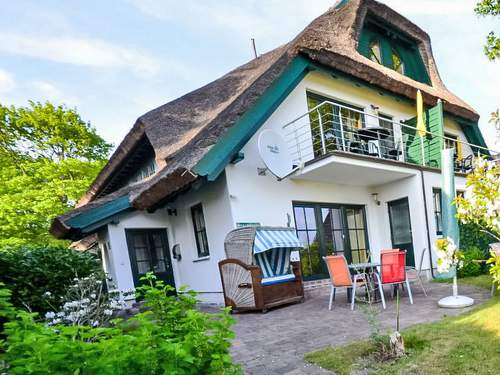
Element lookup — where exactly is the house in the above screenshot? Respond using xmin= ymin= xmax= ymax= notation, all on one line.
xmin=50 ymin=0 xmax=492 ymax=304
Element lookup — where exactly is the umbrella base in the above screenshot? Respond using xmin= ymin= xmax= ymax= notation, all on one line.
xmin=438 ymin=295 xmax=474 ymax=308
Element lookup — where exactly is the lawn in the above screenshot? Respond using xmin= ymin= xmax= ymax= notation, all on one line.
xmin=433 ymin=274 xmax=494 ymax=290
xmin=305 ymin=276 xmax=500 ymax=375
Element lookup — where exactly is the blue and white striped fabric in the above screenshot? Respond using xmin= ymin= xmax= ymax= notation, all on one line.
xmin=254 ymin=248 xmax=293 ymax=279
xmin=261 ymin=273 xmax=296 ymax=286
xmin=253 ymin=229 xmax=302 ymax=254
xmin=252 ymin=229 xmax=302 ymax=284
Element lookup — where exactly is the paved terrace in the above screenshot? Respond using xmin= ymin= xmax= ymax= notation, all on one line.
xmin=226 ymin=281 xmax=490 ymax=375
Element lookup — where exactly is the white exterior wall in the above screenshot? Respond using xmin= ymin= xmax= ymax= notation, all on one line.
xmin=100 ymin=174 xmax=233 ymax=304
xmin=167 ymin=174 xmax=234 ymax=303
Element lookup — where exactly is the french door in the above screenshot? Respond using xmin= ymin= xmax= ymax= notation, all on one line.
xmin=293 ymin=202 xmax=370 ymax=280
xmin=125 ymin=229 xmax=176 ymax=288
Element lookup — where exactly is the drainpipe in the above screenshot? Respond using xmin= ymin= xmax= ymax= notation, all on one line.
xmin=420 ymin=169 xmax=435 ymax=278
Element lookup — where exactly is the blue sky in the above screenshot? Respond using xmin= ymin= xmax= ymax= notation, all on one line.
xmin=0 ymin=0 xmax=498 ymax=151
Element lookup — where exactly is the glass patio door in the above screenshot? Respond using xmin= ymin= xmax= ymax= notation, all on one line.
xmin=294 ymin=203 xmax=370 ymax=280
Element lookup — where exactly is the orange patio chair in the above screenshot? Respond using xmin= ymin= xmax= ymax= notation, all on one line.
xmin=323 ymin=255 xmax=367 ymax=311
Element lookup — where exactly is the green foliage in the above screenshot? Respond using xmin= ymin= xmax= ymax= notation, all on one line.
xmin=458 ymin=247 xmax=486 ymax=278
xmin=0 ymin=101 xmax=111 ymax=162
xmin=475 ymin=0 xmax=500 ymax=60
xmin=459 ymin=222 xmax=496 ymax=252
xmin=0 ymin=245 xmax=99 ymax=314
xmin=0 ymin=101 xmax=111 ymax=246
xmin=0 ymin=273 xmax=241 ymax=374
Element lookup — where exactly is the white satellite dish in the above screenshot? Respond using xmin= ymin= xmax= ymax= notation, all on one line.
xmin=258 ymin=129 xmax=295 ymax=179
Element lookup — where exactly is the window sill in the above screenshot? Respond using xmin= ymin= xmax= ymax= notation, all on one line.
xmin=193 ymin=256 xmax=210 ymax=263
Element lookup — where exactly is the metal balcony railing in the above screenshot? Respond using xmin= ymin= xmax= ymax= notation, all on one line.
xmin=282 ymin=100 xmax=498 ymax=173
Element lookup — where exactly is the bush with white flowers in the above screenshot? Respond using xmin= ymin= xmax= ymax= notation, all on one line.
xmin=44 ymin=273 xmax=131 ymax=327
xmin=435 ymin=237 xmax=463 ymax=273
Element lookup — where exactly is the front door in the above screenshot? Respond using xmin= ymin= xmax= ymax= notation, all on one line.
xmin=293 ymin=203 xmax=370 ymax=280
xmin=387 ymin=198 xmax=415 ymax=267
xmin=125 ymin=229 xmax=176 ymax=288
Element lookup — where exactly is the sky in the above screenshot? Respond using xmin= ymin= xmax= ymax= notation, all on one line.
xmin=0 ymin=0 xmax=498 ymax=151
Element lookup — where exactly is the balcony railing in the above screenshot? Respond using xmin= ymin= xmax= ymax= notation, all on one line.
xmin=282 ymin=100 xmax=497 ymax=173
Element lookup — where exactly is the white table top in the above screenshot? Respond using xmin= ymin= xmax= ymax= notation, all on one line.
xmin=348 ymin=262 xmax=380 ymax=269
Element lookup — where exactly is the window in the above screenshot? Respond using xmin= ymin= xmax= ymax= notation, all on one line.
xmin=444 ymin=133 xmax=458 ymax=151
xmin=293 ymin=202 xmax=369 ymax=279
xmin=191 ymin=204 xmax=209 ymax=258
xmin=391 ymin=49 xmax=405 ymax=74
xmin=432 ymin=188 xmax=442 ymax=235
xmin=306 ymin=92 xmax=365 ymax=156
xmin=369 ymin=39 xmax=382 ymax=64
xmin=378 ymin=114 xmax=395 ymax=151
xmin=130 ymin=158 xmax=157 ymax=184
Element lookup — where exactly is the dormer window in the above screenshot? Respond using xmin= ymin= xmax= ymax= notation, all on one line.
xmin=358 ymin=16 xmax=430 ymax=84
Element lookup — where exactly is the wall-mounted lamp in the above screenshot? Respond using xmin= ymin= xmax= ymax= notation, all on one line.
xmin=172 ymin=244 xmax=182 ymax=261
xmin=372 ymin=193 xmax=381 ymax=206
xmin=370 ymin=104 xmax=380 ymax=111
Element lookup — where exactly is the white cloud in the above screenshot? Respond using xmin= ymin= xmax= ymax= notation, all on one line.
xmin=30 ymin=80 xmax=80 ymax=106
xmin=128 ymin=0 xmax=332 ymax=41
xmin=0 ymin=32 xmax=161 ymax=76
xmin=0 ymin=69 xmax=16 ymax=94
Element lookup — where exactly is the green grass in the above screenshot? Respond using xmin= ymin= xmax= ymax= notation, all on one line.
xmin=305 ymin=277 xmax=500 ymax=374
xmin=433 ymin=274 xmax=493 ymax=290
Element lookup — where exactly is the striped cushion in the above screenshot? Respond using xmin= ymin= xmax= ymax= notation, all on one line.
xmin=261 ymin=273 xmax=296 ymax=286
xmin=254 ymin=248 xmax=292 ymax=278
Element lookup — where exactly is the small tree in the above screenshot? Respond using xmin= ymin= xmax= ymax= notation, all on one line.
xmin=455 ymin=157 xmax=500 ymax=287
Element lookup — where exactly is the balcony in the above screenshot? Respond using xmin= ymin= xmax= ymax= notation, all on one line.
xmin=282 ymin=100 xmax=496 ymax=181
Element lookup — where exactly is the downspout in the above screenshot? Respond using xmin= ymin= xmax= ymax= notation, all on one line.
xmin=420 ymin=169 xmax=435 ymax=278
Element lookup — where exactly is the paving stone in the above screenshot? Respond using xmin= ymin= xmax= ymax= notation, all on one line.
xmin=222 ymin=281 xmax=490 ymax=374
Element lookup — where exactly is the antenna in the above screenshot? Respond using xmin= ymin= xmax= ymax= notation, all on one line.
xmin=251 ymin=38 xmax=258 ymax=59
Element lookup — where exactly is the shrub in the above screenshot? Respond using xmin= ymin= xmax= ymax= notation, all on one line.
xmin=0 ymin=245 xmax=100 ymax=314
xmin=44 ymin=273 xmax=130 ymax=327
xmin=459 ymin=223 xmax=496 ymax=253
xmin=458 ymin=247 xmax=486 ymax=278
xmin=0 ymin=274 xmax=241 ymax=374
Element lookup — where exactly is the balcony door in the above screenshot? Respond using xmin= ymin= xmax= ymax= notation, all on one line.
xmin=293 ymin=202 xmax=370 ymax=280
xmin=125 ymin=229 xmax=176 ymax=288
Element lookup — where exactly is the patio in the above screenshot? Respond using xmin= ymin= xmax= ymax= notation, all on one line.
xmin=227 ymin=281 xmax=491 ymax=374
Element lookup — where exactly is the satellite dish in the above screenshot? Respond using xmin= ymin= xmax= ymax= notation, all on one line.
xmin=258 ymin=129 xmax=294 ymax=179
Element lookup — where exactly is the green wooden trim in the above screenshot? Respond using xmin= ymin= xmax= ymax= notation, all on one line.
xmin=193 ymin=55 xmax=314 ymax=180
xmin=402 ymin=101 xmax=444 ymax=167
xmin=66 ymin=195 xmax=131 ymax=229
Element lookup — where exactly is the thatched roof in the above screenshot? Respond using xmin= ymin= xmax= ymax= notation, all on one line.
xmin=51 ymin=0 xmax=481 ymax=239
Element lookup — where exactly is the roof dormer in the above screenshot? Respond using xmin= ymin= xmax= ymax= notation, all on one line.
xmin=358 ymin=14 xmax=431 ymax=85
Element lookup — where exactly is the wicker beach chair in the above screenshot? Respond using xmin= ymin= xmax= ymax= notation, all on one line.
xmin=218 ymin=226 xmax=304 ymax=313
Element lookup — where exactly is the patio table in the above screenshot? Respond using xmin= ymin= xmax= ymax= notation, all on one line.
xmin=348 ymin=262 xmax=381 ymax=303
xmin=357 ymin=127 xmax=390 ymax=157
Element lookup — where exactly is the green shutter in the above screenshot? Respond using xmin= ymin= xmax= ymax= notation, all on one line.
xmin=402 ymin=101 xmax=444 ymax=167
